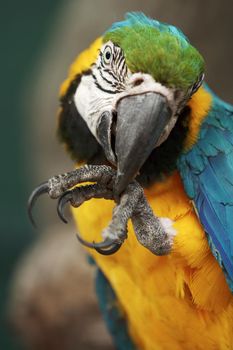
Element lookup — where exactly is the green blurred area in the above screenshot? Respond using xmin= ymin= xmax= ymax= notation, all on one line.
xmin=0 ymin=1 xmax=63 ymax=348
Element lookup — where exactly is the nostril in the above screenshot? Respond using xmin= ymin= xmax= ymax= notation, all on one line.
xmin=132 ymin=78 xmax=144 ymax=87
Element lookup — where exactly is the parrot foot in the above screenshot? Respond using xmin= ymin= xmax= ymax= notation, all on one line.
xmin=57 ymin=183 xmax=125 ymax=254
xmin=28 ymin=165 xmax=175 ymax=255
xmin=28 ymin=165 xmax=115 ymax=226
xmin=131 ymin=192 xmax=176 ymax=255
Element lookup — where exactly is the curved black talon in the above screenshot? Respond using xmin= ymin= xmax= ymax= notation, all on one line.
xmin=95 ymin=242 xmax=122 ymax=255
xmin=27 ymin=182 xmax=49 ymax=228
xmin=76 ymin=232 xmax=119 ymax=249
xmin=76 ymin=232 xmax=123 ymax=255
xmin=57 ymin=191 xmax=73 ymax=224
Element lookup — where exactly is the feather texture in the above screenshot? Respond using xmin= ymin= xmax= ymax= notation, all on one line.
xmin=178 ymin=89 xmax=233 ymax=291
xmin=95 ymin=268 xmax=136 ymax=350
xmin=73 ymin=171 xmax=233 ymax=349
xmin=104 ymin=13 xmax=204 ymax=90
xmin=106 ymin=12 xmax=189 ymax=46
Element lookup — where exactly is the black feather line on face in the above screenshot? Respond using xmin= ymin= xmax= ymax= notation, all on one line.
xmin=58 ymin=71 xmax=190 ymax=187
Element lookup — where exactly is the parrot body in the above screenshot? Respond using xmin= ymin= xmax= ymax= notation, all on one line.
xmin=75 ymin=165 xmax=233 ymax=350
xmin=30 ymin=13 xmax=233 ymax=349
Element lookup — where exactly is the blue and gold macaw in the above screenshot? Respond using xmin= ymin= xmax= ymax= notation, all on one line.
xmin=29 ymin=13 xmax=233 ymax=349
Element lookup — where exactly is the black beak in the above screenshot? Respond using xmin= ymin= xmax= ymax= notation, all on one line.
xmin=114 ymin=92 xmax=172 ymax=195
xmin=97 ymin=92 xmax=172 ymax=196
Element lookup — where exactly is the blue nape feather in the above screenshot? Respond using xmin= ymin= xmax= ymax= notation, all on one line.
xmin=178 ymin=91 xmax=233 ymax=292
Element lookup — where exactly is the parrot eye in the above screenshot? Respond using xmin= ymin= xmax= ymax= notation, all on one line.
xmin=103 ymin=46 xmax=112 ymax=65
xmin=96 ymin=42 xmax=128 ymax=92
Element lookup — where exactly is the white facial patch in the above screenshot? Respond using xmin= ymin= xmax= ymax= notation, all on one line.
xmin=74 ymin=74 xmax=113 ymax=139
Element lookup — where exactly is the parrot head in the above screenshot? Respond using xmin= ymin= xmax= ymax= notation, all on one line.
xmin=59 ymin=12 xmax=205 ymax=195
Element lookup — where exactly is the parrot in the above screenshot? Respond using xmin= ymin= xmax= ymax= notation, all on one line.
xmin=28 ymin=12 xmax=233 ymax=350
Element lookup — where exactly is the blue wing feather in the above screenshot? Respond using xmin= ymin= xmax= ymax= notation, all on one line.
xmin=178 ymin=90 xmax=233 ymax=291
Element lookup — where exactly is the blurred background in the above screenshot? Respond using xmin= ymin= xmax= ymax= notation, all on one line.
xmin=1 ymin=0 xmax=232 ymax=349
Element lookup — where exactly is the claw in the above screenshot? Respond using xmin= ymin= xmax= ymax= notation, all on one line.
xmin=57 ymin=191 xmax=73 ymax=224
xmin=94 ymin=242 xmax=122 ymax=255
xmin=27 ymin=182 xmax=49 ymax=228
xmin=76 ymin=231 xmax=124 ymax=255
xmin=76 ymin=232 xmax=118 ymax=249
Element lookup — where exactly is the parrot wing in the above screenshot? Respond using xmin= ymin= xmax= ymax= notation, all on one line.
xmin=178 ymin=90 xmax=233 ymax=290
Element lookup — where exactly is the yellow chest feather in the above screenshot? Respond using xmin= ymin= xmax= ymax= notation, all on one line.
xmin=73 ymin=172 xmax=233 ymax=349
